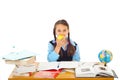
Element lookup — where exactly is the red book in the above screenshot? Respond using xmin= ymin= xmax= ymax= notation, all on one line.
xmin=34 ymin=69 xmax=62 ymax=78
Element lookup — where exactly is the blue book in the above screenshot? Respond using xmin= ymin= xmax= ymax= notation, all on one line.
xmin=2 ymin=50 xmax=37 ymax=60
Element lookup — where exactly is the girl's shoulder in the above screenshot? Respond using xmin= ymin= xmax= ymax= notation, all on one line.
xmin=49 ymin=40 xmax=56 ymax=45
xmin=70 ymin=39 xmax=77 ymax=46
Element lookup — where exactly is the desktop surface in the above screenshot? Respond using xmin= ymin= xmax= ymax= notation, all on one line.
xmin=8 ymin=62 xmax=117 ymax=80
xmin=9 ymin=68 xmax=114 ymax=80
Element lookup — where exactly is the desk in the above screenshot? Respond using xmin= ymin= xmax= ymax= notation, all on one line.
xmin=8 ymin=68 xmax=114 ymax=80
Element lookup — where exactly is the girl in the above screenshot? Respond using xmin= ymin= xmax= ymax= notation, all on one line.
xmin=47 ymin=19 xmax=80 ymax=62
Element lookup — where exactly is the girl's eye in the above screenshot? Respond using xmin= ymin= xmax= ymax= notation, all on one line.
xmin=57 ymin=29 xmax=61 ymax=32
xmin=63 ymin=29 xmax=66 ymax=32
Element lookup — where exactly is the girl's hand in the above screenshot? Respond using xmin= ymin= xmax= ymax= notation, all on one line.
xmin=54 ymin=38 xmax=66 ymax=54
xmin=56 ymin=38 xmax=66 ymax=48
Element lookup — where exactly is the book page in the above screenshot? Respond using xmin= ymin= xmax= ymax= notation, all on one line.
xmin=75 ymin=62 xmax=105 ymax=77
xmin=78 ymin=62 xmax=98 ymax=67
xmin=75 ymin=66 xmax=96 ymax=77
xmin=37 ymin=61 xmax=79 ymax=71
xmin=75 ymin=62 xmax=96 ymax=77
xmin=37 ymin=62 xmax=59 ymax=71
xmin=59 ymin=61 xmax=79 ymax=68
xmin=94 ymin=65 xmax=113 ymax=77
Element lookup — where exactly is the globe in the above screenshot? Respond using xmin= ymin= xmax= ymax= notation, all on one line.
xmin=98 ymin=50 xmax=113 ymax=66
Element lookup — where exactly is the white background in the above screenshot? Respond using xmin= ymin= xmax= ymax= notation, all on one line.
xmin=0 ymin=0 xmax=120 ymax=80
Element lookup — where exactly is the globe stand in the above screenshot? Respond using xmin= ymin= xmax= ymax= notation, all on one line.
xmin=104 ymin=62 xmax=107 ymax=66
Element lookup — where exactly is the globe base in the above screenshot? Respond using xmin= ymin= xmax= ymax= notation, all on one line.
xmin=104 ymin=62 xmax=107 ymax=66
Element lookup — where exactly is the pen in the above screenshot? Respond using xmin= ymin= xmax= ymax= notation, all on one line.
xmin=57 ymin=62 xmax=60 ymax=68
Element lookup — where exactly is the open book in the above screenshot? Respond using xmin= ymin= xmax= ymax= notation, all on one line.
xmin=75 ymin=63 xmax=114 ymax=77
xmin=37 ymin=61 xmax=79 ymax=71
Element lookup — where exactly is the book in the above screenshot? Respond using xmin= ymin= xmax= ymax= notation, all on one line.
xmin=56 ymin=68 xmax=75 ymax=78
xmin=37 ymin=61 xmax=79 ymax=71
xmin=34 ymin=69 xmax=62 ymax=78
xmin=75 ymin=63 xmax=114 ymax=77
xmin=5 ymin=56 xmax=36 ymax=65
xmin=12 ymin=72 xmax=30 ymax=76
xmin=2 ymin=50 xmax=37 ymax=60
xmin=14 ymin=62 xmax=38 ymax=73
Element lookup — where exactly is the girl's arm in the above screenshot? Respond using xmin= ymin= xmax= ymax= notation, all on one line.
xmin=47 ymin=43 xmax=60 ymax=62
xmin=72 ymin=45 xmax=80 ymax=61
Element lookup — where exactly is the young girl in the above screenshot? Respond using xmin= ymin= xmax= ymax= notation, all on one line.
xmin=47 ymin=19 xmax=80 ymax=62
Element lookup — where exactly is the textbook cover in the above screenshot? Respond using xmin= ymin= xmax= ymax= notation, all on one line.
xmin=2 ymin=50 xmax=37 ymax=60
xmin=34 ymin=69 xmax=62 ymax=78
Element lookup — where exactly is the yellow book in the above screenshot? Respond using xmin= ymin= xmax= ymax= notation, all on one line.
xmin=56 ymin=68 xmax=75 ymax=78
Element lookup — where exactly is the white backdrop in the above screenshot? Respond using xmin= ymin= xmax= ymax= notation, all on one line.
xmin=0 ymin=0 xmax=120 ymax=80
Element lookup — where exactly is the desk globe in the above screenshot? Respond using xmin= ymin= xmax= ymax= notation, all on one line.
xmin=98 ymin=50 xmax=113 ymax=66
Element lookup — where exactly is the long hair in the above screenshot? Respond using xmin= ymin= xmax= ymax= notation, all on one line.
xmin=53 ymin=19 xmax=76 ymax=56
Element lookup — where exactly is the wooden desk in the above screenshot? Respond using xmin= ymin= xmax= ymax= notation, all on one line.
xmin=8 ymin=68 xmax=114 ymax=80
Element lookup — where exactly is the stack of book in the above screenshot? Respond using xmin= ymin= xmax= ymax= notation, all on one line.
xmin=2 ymin=50 xmax=38 ymax=76
xmin=13 ymin=62 xmax=38 ymax=76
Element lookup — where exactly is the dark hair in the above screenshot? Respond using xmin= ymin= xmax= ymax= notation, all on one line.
xmin=53 ymin=19 xmax=76 ymax=56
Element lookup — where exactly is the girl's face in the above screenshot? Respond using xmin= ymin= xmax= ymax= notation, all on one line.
xmin=55 ymin=24 xmax=69 ymax=38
